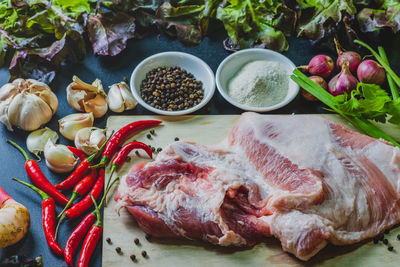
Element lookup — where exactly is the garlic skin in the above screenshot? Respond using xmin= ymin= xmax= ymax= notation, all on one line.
xmin=67 ymin=76 xmax=108 ymax=118
xmin=59 ymin=113 xmax=94 ymax=141
xmin=75 ymin=127 xmax=106 ymax=155
xmin=107 ymin=82 xmax=137 ymax=113
xmin=0 ymin=79 xmax=58 ymax=131
xmin=44 ymin=140 xmax=78 ymax=173
xmin=26 ymin=127 xmax=59 ymax=160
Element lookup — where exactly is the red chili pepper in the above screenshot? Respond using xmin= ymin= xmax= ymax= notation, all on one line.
xmin=64 ymin=177 xmax=119 ymax=266
xmin=64 ymin=213 xmax=95 ymax=266
xmin=56 ymin=135 xmax=111 ymax=191
xmin=57 ymin=169 xmax=97 ymax=219
xmin=56 ymin=169 xmax=105 ymax=238
xmin=77 ymin=194 xmax=102 ymax=267
xmin=13 ymin=178 xmax=63 ymax=256
xmin=8 ymin=140 xmax=69 ymax=206
xmin=106 ymin=141 xmax=152 ymax=190
xmin=92 ymin=120 xmax=161 ymax=168
xmin=67 ymin=146 xmax=87 ymax=161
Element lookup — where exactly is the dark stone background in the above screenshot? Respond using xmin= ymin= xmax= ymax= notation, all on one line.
xmin=1 ymin=30 xmax=399 ymax=266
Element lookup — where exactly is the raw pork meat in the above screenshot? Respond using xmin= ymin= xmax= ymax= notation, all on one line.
xmin=115 ymin=112 xmax=400 ymax=260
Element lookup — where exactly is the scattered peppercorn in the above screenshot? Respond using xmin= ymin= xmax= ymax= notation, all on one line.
xmin=150 ymin=129 xmax=155 ymax=135
xmin=116 ymin=247 xmax=122 ymax=254
xmin=140 ymin=66 xmax=204 ymax=111
xmin=106 ymin=237 xmax=112 ymax=244
xmin=130 ymin=254 xmax=136 ymax=262
xmin=141 ymin=251 xmax=147 ymax=258
xmin=383 ymin=239 xmax=388 ymax=245
xmin=388 ymin=246 xmax=394 ymax=251
xmin=145 ymin=234 xmax=152 ymax=241
xmin=134 ymin=238 xmax=140 ymax=245
xmin=397 ymin=234 xmax=400 ymax=240
xmin=146 ymin=134 xmax=152 ymax=139
xmin=373 ymin=237 xmax=379 ymax=244
xmin=384 ymin=229 xmax=390 ymax=234
xmin=125 ymin=156 xmax=131 ymax=162
xmin=379 ymin=234 xmax=384 ymax=241
xmin=135 ymin=150 xmax=140 ymax=156
xmin=157 ymin=147 xmax=162 ymax=153
xmin=151 ymin=147 xmax=155 ymax=153
xmin=174 ymin=137 xmax=179 ymax=141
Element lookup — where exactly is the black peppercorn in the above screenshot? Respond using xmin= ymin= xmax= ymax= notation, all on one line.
xmin=388 ymin=246 xmax=394 ymax=251
xmin=373 ymin=237 xmax=378 ymax=244
xmin=134 ymin=238 xmax=140 ymax=245
xmin=384 ymin=229 xmax=390 ymax=234
xmin=150 ymin=129 xmax=155 ymax=135
xmin=145 ymin=234 xmax=152 ymax=241
xmin=141 ymin=251 xmax=147 ymax=258
xmin=174 ymin=137 xmax=179 ymax=141
xmin=397 ymin=234 xmax=400 ymax=240
xmin=379 ymin=234 xmax=384 ymax=241
xmin=157 ymin=147 xmax=162 ymax=153
xmin=146 ymin=134 xmax=152 ymax=139
xmin=116 ymin=247 xmax=122 ymax=254
xmin=130 ymin=254 xmax=136 ymax=262
xmin=106 ymin=237 xmax=112 ymax=244
xmin=383 ymin=239 xmax=388 ymax=245
xmin=140 ymin=66 xmax=204 ymax=111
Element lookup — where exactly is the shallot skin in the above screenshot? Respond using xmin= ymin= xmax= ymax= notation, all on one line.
xmin=357 ymin=60 xmax=386 ymax=85
xmin=337 ymin=51 xmax=361 ymax=73
xmin=306 ymin=55 xmax=335 ymax=78
xmin=301 ymin=76 xmax=327 ymax=101
xmin=328 ymin=61 xmax=358 ymax=96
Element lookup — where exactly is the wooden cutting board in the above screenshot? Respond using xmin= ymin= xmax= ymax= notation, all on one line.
xmin=103 ymin=114 xmax=400 ymax=267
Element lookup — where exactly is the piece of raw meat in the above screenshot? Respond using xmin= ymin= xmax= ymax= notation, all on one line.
xmin=115 ymin=112 xmax=400 ymax=260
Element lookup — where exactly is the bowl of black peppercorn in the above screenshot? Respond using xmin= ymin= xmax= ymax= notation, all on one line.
xmin=130 ymin=51 xmax=215 ymax=115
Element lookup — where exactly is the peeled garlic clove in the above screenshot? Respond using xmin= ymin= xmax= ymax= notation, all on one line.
xmin=44 ymin=139 xmax=77 ymax=173
xmin=59 ymin=113 xmax=94 ymax=141
xmin=27 ymin=127 xmax=58 ymax=160
xmin=8 ymin=92 xmax=54 ymax=131
xmin=75 ymin=127 xmax=106 ymax=155
xmin=83 ymin=94 xmax=108 ymax=118
xmin=107 ymin=82 xmax=136 ymax=113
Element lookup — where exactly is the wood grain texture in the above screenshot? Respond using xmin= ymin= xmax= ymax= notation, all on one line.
xmin=103 ymin=115 xmax=400 ymax=267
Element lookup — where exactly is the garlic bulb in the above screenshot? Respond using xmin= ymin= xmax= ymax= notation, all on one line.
xmin=0 ymin=79 xmax=58 ymax=131
xmin=59 ymin=113 xmax=94 ymax=141
xmin=67 ymin=76 xmax=108 ymax=118
xmin=107 ymin=82 xmax=137 ymax=113
xmin=26 ymin=127 xmax=59 ymax=160
xmin=75 ymin=127 xmax=107 ymax=155
xmin=44 ymin=140 xmax=78 ymax=173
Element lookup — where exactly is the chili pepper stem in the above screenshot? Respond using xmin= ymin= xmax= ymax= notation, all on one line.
xmin=105 ymin=166 xmax=116 ymax=194
xmin=89 ymin=157 xmax=107 ymax=169
xmin=101 ymin=176 xmax=119 ymax=209
xmin=89 ymin=194 xmax=101 ymax=226
xmin=55 ymin=213 xmax=66 ymax=240
xmin=57 ymin=192 xmax=78 ymax=219
xmin=12 ymin=177 xmax=49 ymax=199
xmin=7 ymin=140 xmax=30 ymax=162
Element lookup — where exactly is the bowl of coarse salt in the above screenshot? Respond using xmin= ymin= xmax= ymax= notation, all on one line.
xmin=216 ymin=48 xmax=299 ymax=112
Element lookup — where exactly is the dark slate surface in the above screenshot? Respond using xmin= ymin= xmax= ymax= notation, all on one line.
xmin=0 ymin=32 xmax=399 ymax=266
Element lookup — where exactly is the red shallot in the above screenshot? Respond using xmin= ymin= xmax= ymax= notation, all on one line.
xmin=328 ymin=61 xmax=358 ymax=96
xmin=301 ymin=76 xmax=327 ymax=101
xmin=299 ymin=55 xmax=334 ymax=78
xmin=357 ymin=60 xmax=386 ymax=85
xmin=335 ymin=39 xmax=361 ymax=73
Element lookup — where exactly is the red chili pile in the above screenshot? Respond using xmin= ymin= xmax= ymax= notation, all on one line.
xmin=9 ymin=119 xmax=161 ymax=267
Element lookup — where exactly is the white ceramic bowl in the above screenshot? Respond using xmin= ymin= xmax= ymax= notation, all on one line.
xmin=130 ymin=52 xmax=215 ymax=115
xmin=216 ymin=48 xmax=299 ymax=112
